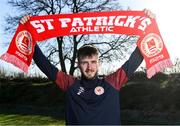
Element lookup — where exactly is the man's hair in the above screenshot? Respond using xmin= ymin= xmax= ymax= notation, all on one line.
xmin=77 ymin=45 xmax=99 ymax=61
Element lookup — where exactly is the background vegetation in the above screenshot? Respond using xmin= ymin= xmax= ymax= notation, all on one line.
xmin=1 ymin=66 xmax=180 ymax=125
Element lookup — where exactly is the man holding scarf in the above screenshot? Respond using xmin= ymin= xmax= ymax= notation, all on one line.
xmin=20 ymin=9 xmax=155 ymax=125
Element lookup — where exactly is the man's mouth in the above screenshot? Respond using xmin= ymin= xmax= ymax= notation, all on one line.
xmin=86 ymin=70 xmax=94 ymax=73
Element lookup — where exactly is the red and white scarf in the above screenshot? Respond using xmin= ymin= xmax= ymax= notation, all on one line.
xmin=0 ymin=11 xmax=173 ymax=78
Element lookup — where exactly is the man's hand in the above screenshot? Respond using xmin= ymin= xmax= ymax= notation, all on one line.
xmin=144 ymin=9 xmax=156 ymax=19
xmin=20 ymin=15 xmax=31 ymax=24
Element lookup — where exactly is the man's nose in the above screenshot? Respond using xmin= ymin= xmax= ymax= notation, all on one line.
xmin=87 ymin=63 xmax=93 ymax=69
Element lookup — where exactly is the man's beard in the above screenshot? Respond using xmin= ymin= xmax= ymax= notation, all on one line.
xmin=82 ymin=70 xmax=98 ymax=80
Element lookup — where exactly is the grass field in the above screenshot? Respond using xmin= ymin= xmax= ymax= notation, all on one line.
xmin=1 ymin=105 xmax=180 ymax=125
xmin=0 ymin=114 xmax=65 ymax=125
xmin=0 ymin=104 xmax=65 ymax=125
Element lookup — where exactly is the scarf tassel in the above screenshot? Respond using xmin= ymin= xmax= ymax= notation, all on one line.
xmin=147 ymin=59 xmax=173 ymax=78
xmin=0 ymin=53 xmax=28 ymax=73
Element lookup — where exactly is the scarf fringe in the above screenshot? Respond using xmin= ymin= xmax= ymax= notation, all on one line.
xmin=0 ymin=53 xmax=28 ymax=73
xmin=147 ymin=59 xmax=173 ymax=78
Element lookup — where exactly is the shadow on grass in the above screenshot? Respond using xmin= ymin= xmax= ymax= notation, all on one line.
xmin=0 ymin=80 xmax=66 ymax=124
xmin=0 ymin=104 xmax=65 ymax=119
xmin=120 ymin=109 xmax=180 ymax=125
xmin=0 ymin=104 xmax=65 ymax=125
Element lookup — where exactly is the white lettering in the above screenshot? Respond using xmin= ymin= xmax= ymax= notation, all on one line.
xmin=72 ymin=18 xmax=84 ymax=27
xmin=150 ymin=55 xmax=164 ymax=64
xmin=138 ymin=18 xmax=152 ymax=31
xmin=70 ymin=26 xmax=114 ymax=33
xmin=108 ymin=26 xmax=114 ymax=31
xmin=107 ymin=16 xmax=116 ymax=26
xmin=15 ymin=51 xmax=27 ymax=61
xmin=41 ymin=19 xmax=54 ymax=30
xmin=95 ymin=16 xmax=108 ymax=26
xmin=124 ymin=16 xmax=140 ymax=28
xmin=30 ymin=19 xmax=54 ymax=33
xmin=114 ymin=16 xmax=126 ymax=26
xmin=81 ymin=26 xmax=89 ymax=32
xmin=59 ymin=18 xmax=71 ymax=28
xmin=83 ymin=17 xmax=96 ymax=26
xmin=30 ymin=20 xmax=45 ymax=33
xmin=70 ymin=27 xmax=78 ymax=32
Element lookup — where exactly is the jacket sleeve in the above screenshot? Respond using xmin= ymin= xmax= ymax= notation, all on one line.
xmin=33 ymin=44 xmax=58 ymax=81
xmin=105 ymin=47 xmax=143 ymax=90
xmin=122 ymin=47 xmax=144 ymax=78
xmin=33 ymin=44 xmax=75 ymax=91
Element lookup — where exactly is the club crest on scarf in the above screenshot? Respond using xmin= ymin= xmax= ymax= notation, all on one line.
xmin=16 ymin=30 xmax=33 ymax=55
xmin=141 ymin=33 xmax=163 ymax=58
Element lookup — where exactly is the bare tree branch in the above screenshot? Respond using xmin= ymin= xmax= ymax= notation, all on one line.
xmin=4 ymin=0 xmax=136 ymax=76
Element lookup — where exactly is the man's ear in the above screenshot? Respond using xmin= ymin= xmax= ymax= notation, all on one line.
xmin=98 ymin=59 xmax=101 ymax=67
xmin=76 ymin=61 xmax=80 ymax=68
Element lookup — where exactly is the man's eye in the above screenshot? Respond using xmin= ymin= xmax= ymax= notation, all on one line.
xmin=81 ymin=62 xmax=87 ymax=65
xmin=92 ymin=61 xmax=97 ymax=64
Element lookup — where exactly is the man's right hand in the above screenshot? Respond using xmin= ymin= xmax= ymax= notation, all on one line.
xmin=20 ymin=15 xmax=31 ymax=24
xmin=143 ymin=9 xmax=156 ymax=19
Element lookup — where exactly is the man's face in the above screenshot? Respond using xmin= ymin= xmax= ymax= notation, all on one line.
xmin=78 ymin=55 xmax=99 ymax=79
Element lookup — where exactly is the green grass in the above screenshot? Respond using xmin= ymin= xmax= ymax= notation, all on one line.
xmin=0 ymin=104 xmax=65 ymax=125
xmin=1 ymin=105 xmax=180 ymax=125
xmin=0 ymin=114 xmax=65 ymax=125
xmin=121 ymin=110 xmax=180 ymax=125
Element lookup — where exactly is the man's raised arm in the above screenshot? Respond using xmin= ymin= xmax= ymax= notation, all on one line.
xmin=20 ymin=15 xmax=75 ymax=91
xmin=33 ymin=44 xmax=58 ymax=81
xmin=105 ymin=47 xmax=143 ymax=90
xmin=122 ymin=47 xmax=143 ymax=78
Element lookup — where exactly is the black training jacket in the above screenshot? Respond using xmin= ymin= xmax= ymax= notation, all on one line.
xmin=33 ymin=44 xmax=143 ymax=125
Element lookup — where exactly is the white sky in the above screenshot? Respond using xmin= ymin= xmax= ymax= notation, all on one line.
xmin=0 ymin=0 xmax=179 ymax=75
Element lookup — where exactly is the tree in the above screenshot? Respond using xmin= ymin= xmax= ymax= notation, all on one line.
xmin=5 ymin=0 xmax=137 ymax=75
xmin=167 ymin=58 xmax=180 ymax=73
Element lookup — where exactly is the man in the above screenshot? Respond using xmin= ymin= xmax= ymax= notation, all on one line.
xmin=20 ymin=9 xmax=155 ymax=125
